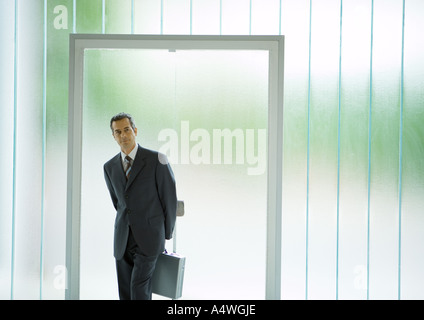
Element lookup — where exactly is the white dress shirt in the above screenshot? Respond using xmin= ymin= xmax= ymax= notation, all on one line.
xmin=120 ymin=143 xmax=138 ymax=168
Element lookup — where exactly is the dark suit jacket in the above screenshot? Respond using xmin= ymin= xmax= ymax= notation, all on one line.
xmin=104 ymin=145 xmax=177 ymax=259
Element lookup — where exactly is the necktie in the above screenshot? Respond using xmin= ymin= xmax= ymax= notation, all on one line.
xmin=124 ymin=156 xmax=132 ymax=180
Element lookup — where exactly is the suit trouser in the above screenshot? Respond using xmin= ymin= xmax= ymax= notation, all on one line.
xmin=115 ymin=228 xmax=159 ymax=300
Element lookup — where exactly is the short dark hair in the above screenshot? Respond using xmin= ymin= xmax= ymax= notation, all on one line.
xmin=110 ymin=112 xmax=136 ymax=133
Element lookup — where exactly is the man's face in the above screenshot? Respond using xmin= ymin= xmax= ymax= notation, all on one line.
xmin=111 ymin=118 xmax=138 ymax=154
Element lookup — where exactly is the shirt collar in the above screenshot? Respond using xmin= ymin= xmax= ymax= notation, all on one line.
xmin=121 ymin=144 xmax=138 ymax=163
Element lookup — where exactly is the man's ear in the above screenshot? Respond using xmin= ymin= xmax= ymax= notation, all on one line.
xmin=134 ymin=127 xmax=138 ymax=136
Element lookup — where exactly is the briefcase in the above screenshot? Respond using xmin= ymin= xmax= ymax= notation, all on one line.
xmin=152 ymin=250 xmax=186 ymax=299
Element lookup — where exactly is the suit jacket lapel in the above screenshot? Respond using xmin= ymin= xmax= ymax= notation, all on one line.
xmin=113 ymin=153 xmax=127 ymax=187
xmin=125 ymin=145 xmax=146 ymax=191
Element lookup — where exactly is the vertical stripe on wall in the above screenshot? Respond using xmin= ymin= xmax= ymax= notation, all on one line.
xmin=10 ymin=0 xmax=18 ymax=299
xmin=39 ymin=0 xmax=48 ymax=299
xmin=367 ymin=0 xmax=374 ymax=300
xmin=305 ymin=0 xmax=312 ymax=300
xmin=336 ymin=0 xmax=343 ymax=300
xmin=397 ymin=0 xmax=405 ymax=300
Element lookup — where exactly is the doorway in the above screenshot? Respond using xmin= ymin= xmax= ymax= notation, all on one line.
xmin=66 ymin=35 xmax=284 ymax=299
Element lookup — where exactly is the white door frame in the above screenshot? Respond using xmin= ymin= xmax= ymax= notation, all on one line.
xmin=66 ymin=34 xmax=284 ymax=300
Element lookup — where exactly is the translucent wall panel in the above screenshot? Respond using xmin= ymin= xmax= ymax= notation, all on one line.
xmin=400 ymin=0 xmax=424 ymax=300
xmin=105 ymin=0 xmax=132 ymax=34
xmin=338 ymin=0 xmax=371 ymax=300
xmin=134 ymin=0 xmax=162 ymax=34
xmin=307 ymin=0 xmax=340 ymax=300
xmin=0 ymin=0 xmax=15 ymax=300
xmin=43 ymin=0 xmax=74 ymax=300
xmin=280 ymin=0 xmax=424 ymax=300
xmin=0 ymin=0 xmax=46 ymax=299
xmin=80 ymin=48 xmax=269 ymax=299
xmin=221 ymin=0 xmax=250 ymax=35
xmin=12 ymin=0 xmax=44 ymax=300
xmin=368 ymin=0 xmax=403 ymax=299
xmin=163 ymin=0 xmax=191 ymax=34
xmin=191 ymin=0 xmax=220 ymax=35
xmin=280 ymin=0 xmax=310 ymax=300
xmin=251 ymin=0 xmax=280 ymax=35
xmin=75 ymin=0 xmax=102 ymax=33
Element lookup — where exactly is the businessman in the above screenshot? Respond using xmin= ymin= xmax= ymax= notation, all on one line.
xmin=104 ymin=112 xmax=177 ymax=300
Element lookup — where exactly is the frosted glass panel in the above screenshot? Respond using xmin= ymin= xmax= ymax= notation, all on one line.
xmin=41 ymin=0 xmax=74 ymax=300
xmin=76 ymin=0 xmax=102 ymax=33
xmin=163 ymin=0 xmax=191 ymax=34
xmin=0 ymin=0 xmax=15 ymax=299
xmin=280 ymin=0 xmax=424 ymax=300
xmin=105 ymin=0 xmax=132 ymax=34
xmin=338 ymin=0 xmax=371 ymax=300
xmin=368 ymin=0 xmax=403 ymax=299
xmin=280 ymin=0 xmax=310 ymax=300
xmin=191 ymin=0 xmax=220 ymax=35
xmin=221 ymin=0 xmax=250 ymax=35
xmin=251 ymin=0 xmax=280 ymax=35
xmin=80 ymin=48 xmax=269 ymax=299
xmin=400 ymin=0 xmax=424 ymax=300
xmin=307 ymin=0 xmax=340 ymax=300
xmin=11 ymin=0 xmax=44 ymax=300
xmin=134 ymin=0 xmax=161 ymax=34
